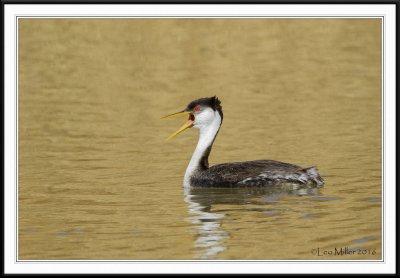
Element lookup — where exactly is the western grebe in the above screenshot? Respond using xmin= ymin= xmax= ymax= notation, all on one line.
xmin=162 ymin=96 xmax=324 ymax=188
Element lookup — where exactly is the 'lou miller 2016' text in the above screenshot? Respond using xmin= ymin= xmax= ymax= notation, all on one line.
xmin=311 ymin=247 xmax=376 ymax=256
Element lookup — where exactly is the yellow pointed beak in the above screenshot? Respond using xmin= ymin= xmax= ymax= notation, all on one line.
xmin=161 ymin=110 xmax=194 ymax=140
xmin=160 ymin=110 xmax=191 ymax=119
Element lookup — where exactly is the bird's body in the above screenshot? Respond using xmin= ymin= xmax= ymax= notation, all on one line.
xmin=163 ymin=96 xmax=324 ymax=188
xmin=189 ymin=160 xmax=324 ymax=187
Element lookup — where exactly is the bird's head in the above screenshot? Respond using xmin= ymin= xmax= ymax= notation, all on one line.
xmin=161 ymin=96 xmax=223 ymax=140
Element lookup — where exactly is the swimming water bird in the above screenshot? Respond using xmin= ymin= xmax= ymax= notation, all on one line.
xmin=162 ymin=96 xmax=324 ymax=188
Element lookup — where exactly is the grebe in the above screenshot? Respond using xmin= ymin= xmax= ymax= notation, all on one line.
xmin=162 ymin=96 xmax=324 ymax=188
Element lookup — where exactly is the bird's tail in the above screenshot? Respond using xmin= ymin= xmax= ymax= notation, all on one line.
xmin=303 ymin=166 xmax=324 ymax=186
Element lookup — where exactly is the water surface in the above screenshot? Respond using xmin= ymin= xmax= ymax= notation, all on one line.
xmin=18 ymin=18 xmax=382 ymax=260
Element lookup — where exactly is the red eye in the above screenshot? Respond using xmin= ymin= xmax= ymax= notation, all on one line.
xmin=194 ymin=106 xmax=200 ymax=111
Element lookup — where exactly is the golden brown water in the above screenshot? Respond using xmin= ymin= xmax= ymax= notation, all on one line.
xmin=18 ymin=18 xmax=382 ymax=260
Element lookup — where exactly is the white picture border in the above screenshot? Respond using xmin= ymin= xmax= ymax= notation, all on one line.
xmin=4 ymin=4 xmax=396 ymax=274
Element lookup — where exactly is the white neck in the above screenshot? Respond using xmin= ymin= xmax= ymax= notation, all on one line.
xmin=184 ymin=111 xmax=222 ymax=187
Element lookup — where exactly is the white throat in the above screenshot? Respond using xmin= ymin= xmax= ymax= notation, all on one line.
xmin=184 ymin=111 xmax=222 ymax=187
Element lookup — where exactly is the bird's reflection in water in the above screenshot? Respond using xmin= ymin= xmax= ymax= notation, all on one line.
xmin=184 ymin=187 xmax=228 ymax=259
xmin=184 ymin=184 xmax=321 ymax=259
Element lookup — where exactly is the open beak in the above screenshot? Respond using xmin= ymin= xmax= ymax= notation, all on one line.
xmin=161 ymin=111 xmax=194 ymax=140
